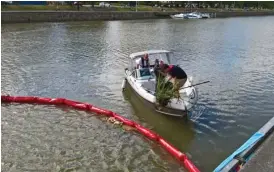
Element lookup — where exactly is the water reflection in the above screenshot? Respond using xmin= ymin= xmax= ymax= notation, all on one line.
xmin=122 ymin=85 xmax=196 ymax=152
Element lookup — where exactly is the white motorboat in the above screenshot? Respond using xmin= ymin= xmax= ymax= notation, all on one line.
xmin=122 ymin=50 xmax=198 ymax=117
xmin=185 ymin=12 xmax=202 ymax=19
xmin=171 ymin=12 xmax=210 ymax=20
xmin=170 ymin=13 xmax=187 ymax=19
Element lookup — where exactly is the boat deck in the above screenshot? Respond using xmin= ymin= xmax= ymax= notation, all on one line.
xmin=141 ymin=81 xmax=156 ymax=94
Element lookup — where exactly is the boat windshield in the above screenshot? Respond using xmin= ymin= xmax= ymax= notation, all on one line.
xmin=130 ymin=52 xmax=175 ymax=70
xmin=140 ymin=68 xmax=151 ymax=77
xmin=137 ymin=68 xmax=153 ymax=80
xmin=147 ymin=53 xmax=172 ymax=64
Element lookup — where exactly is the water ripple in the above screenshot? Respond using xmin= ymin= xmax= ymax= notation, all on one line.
xmin=2 ymin=17 xmax=274 ymax=171
xmin=2 ymin=104 xmax=185 ymax=172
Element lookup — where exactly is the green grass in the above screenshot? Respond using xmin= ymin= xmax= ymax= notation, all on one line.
xmin=1 ymin=4 xmax=176 ymax=12
xmin=1 ymin=5 xmax=76 ymax=11
xmin=2 ymin=5 xmax=159 ymax=11
xmin=2 ymin=5 xmax=273 ymax=12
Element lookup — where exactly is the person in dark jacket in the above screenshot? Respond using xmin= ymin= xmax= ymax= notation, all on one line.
xmin=162 ymin=64 xmax=188 ymax=97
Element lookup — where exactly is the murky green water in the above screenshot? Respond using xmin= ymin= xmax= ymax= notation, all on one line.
xmin=2 ymin=17 xmax=274 ymax=171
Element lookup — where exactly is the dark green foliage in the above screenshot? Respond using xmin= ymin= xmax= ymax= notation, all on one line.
xmin=132 ymin=1 xmax=274 ymax=9
xmin=155 ymin=72 xmax=175 ymax=107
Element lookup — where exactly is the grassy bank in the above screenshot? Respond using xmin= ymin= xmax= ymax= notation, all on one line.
xmin=1 ymin=5 xmax=76 ymax=11
xmin=1 ymin=5 xmax=176 ymax=12
xmin=2 ymin=5 xmax=273 ymax=12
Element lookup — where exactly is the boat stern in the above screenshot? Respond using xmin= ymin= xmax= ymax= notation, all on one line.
xmin=167 ymin=78 xmax=198 ymax=111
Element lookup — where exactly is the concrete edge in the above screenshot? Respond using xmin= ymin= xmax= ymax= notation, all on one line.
xmin=220 ymin=117 xmax=274 ymax=172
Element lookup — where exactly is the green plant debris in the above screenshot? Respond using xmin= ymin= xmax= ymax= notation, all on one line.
xmin=155 ymin=73 xmax=176 ymax=107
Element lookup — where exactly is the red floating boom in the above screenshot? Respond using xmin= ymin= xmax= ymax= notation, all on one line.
xmin=1 ymin=95 xmax=200 ymax=172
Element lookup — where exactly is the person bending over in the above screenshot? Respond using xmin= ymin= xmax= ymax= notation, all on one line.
xmin=162 ymin=64 xmax=188 ymax=97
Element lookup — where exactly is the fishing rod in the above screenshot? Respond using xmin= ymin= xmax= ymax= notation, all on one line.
xmin=180 ymin=81 xmax=210 ymax=90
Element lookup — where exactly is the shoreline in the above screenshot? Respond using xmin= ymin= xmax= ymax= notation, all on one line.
xmin=214 ymin=117 xmax=274 ymax=171
xmin=2 ymin=11 xmax=274 ymax=24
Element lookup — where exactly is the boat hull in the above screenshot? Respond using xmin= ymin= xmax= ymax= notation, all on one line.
xmin=170 ymin=15 xmax=186 ymax=19
xmin=171 ymin=12 xmax=210 ymax=19
xmin=124 ymin=69 xmax=198 ymax=117
xmin=124 ymin=77 xmax=188 ymax=117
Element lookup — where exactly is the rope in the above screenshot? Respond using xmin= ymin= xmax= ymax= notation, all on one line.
xmin=1 ymin=95 xmax=200 ymax=172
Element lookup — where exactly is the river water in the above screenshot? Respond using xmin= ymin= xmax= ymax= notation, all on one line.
xmin=2 ymin=17 xmax=274 ymax=172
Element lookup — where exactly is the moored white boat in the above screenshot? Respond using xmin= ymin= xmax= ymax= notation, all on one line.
xmin=171 ymin=12 xmax=210 ymax=19
xmin=170 ymin=13 xmax=187 ymax=19
xmin=122 ymin=50 xmax=198 ymax=117
xmin=185 ymin=12 xmax=202 ymax=19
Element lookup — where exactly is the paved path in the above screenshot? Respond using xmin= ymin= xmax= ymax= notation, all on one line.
xmin=241 ymin=131 xmax=274 ymax=172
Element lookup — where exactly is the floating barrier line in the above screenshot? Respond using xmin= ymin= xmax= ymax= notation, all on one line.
xmin=1 ymin=95 xmax=200 ymax=172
